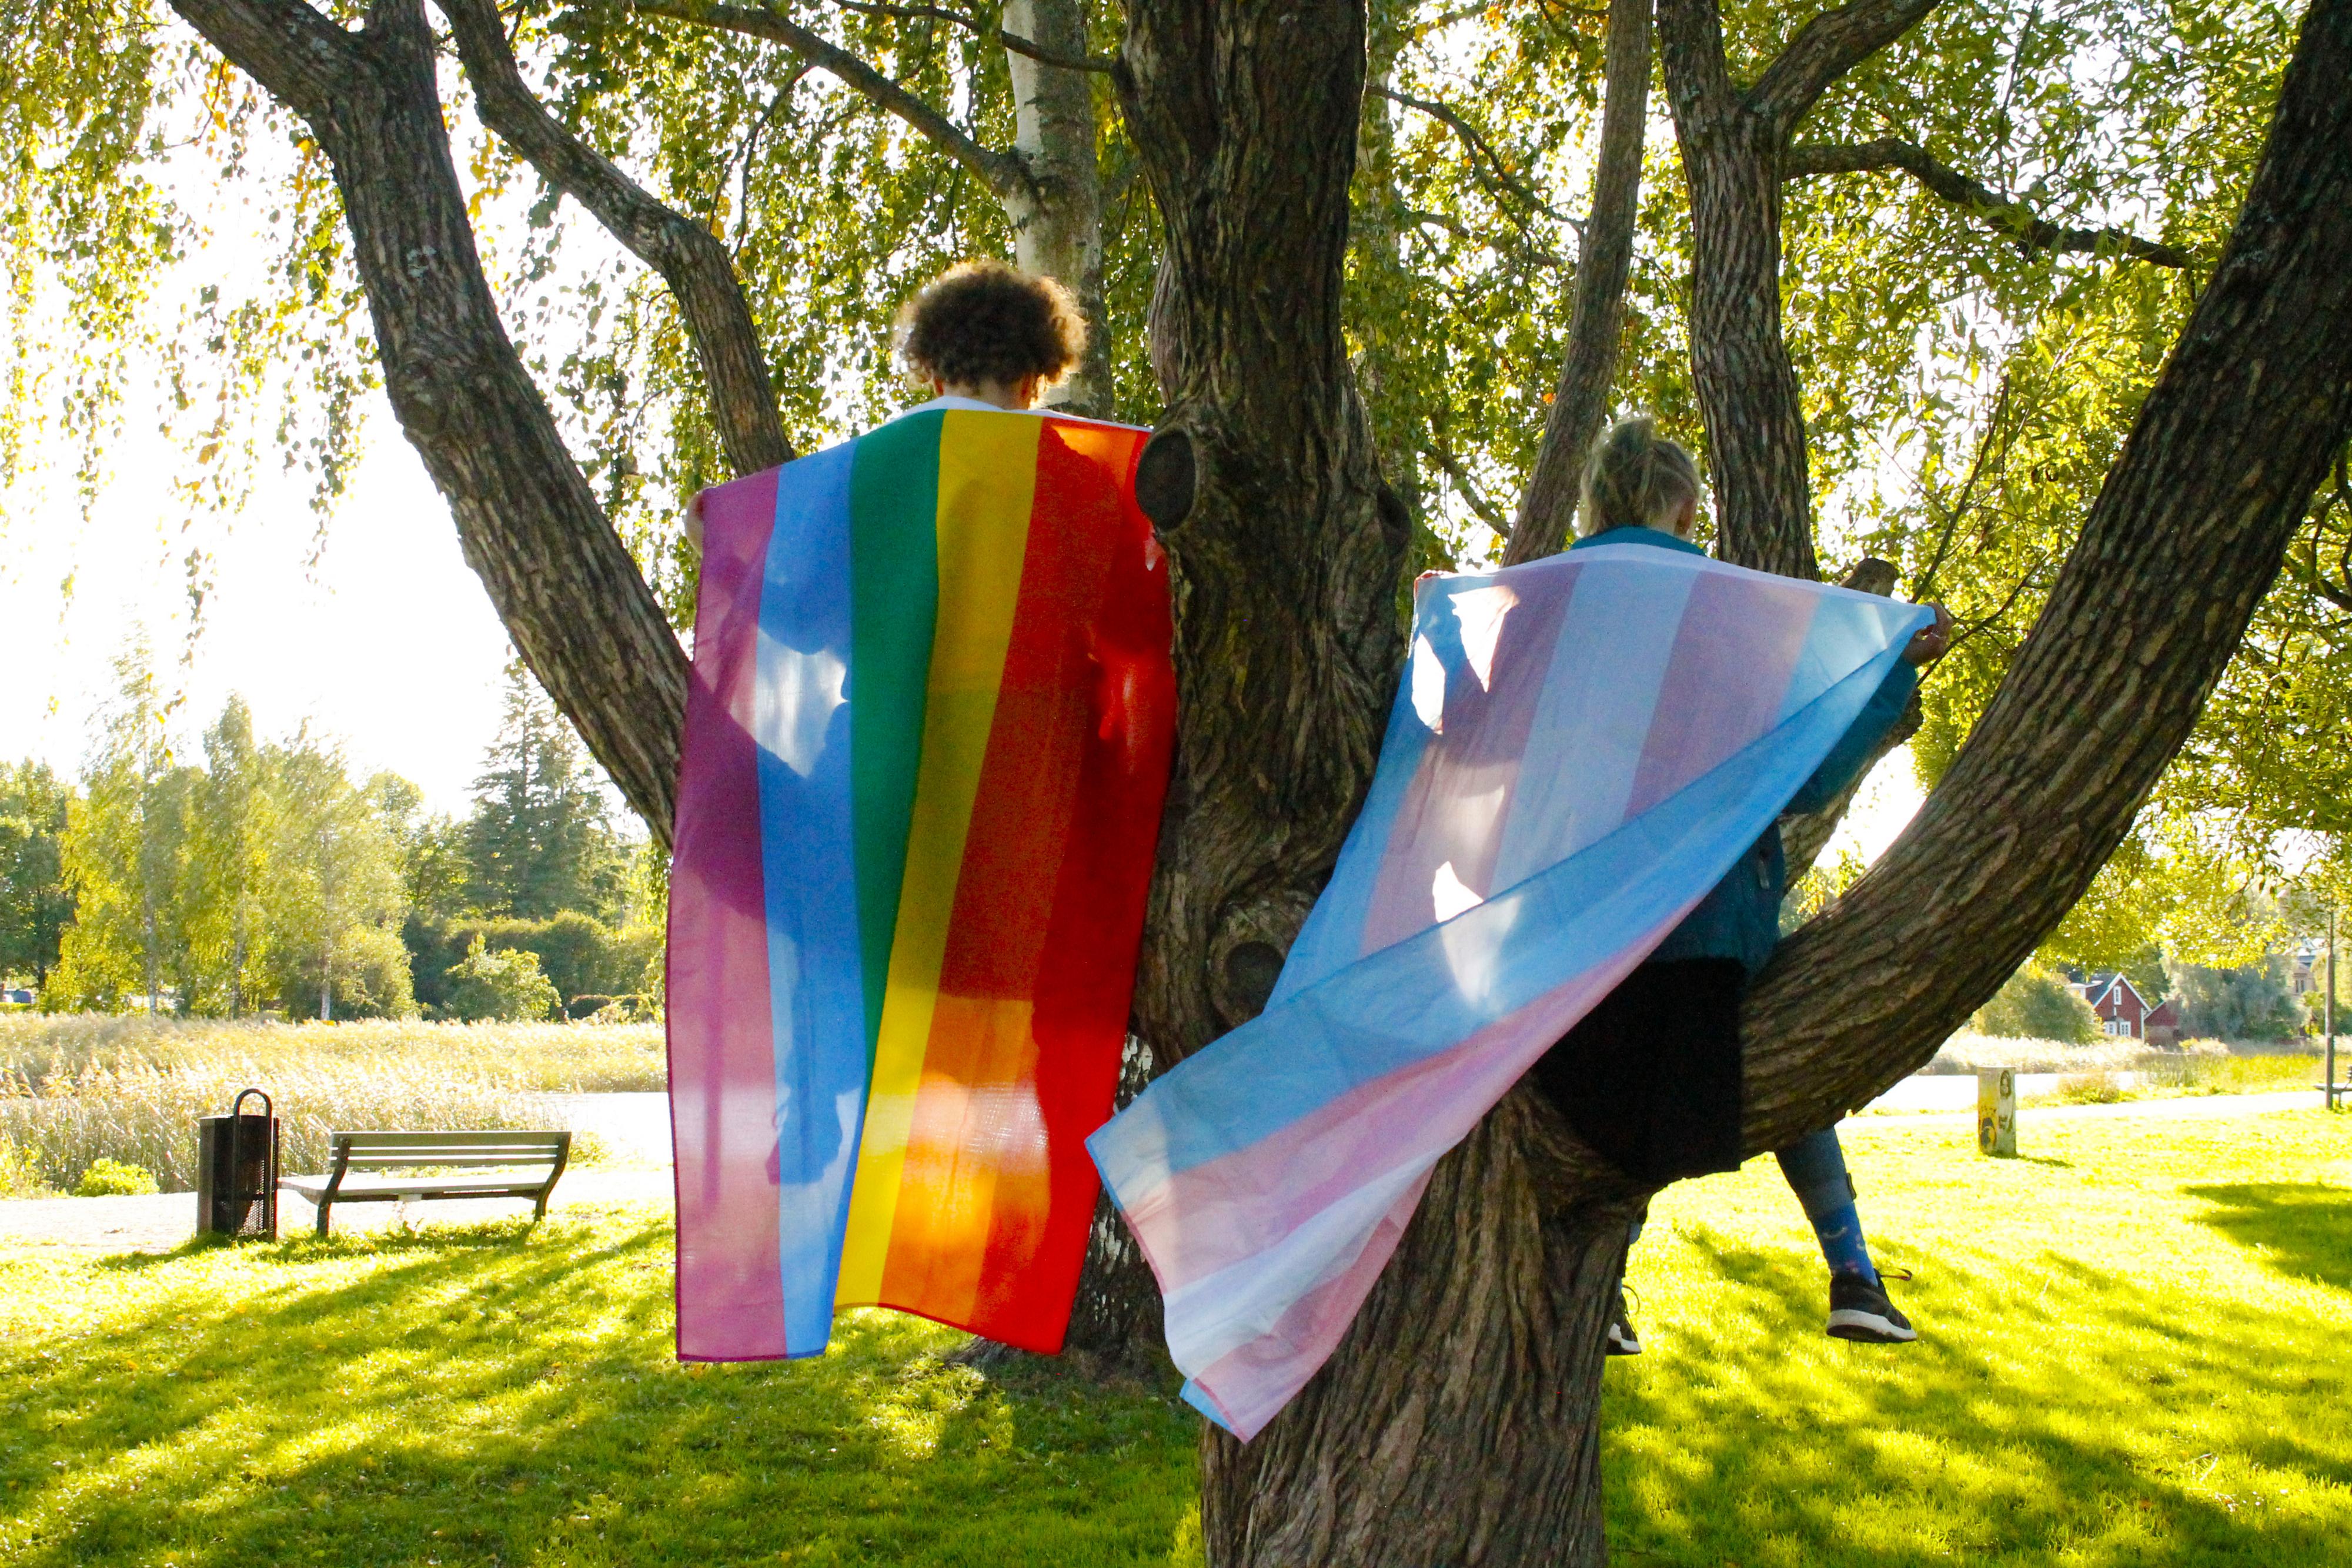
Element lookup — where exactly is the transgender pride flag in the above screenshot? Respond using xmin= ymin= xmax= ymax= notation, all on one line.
xmin=1088 ymin=540 xmax=1929 ymax=1439
xmin=670 ymin=401 xmax=1174 ymax=1363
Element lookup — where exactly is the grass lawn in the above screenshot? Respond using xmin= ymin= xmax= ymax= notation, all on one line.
xmin=1609 ymin=1108 xmax=2352 ymax=1566
xmin=2 ymin=1106 xmax=2346 ymax=1566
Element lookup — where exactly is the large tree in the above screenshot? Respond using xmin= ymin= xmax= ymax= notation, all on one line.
xmin=16 ymin=0 xmax=2352 ymax=1560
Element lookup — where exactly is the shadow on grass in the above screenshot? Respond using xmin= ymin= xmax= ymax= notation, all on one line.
xmin=2186 ymin=1182 xmax=2352 ymax=1291
xmin=1601 ymin=1231 xmax=2347 ymax=1568
xmin=5 ymin=1214 xmax=1198 ymax=1568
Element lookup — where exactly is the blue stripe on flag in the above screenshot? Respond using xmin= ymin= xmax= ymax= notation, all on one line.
xmin=754 ymin=440 xmax=871 ymax=1358
xmin=1271 ymin=579 xmax=1448 ymax=1005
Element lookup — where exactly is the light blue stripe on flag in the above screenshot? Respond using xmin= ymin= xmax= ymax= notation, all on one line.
xmin=754 ymin=440 xmax=870 ymax=1358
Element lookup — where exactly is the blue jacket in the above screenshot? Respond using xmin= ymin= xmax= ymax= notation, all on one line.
xmin=1568 ymin=526 xmax=1917 ymax=975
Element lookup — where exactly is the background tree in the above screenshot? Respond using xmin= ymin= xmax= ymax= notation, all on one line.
xmin=262 ymin=731 xmax=413 ymax=1019
xmin=0 ymin=760 xmax=74 ymax=989
xmin=2173 ymin=957 xmax=2305 ymax=1041
xmin=1972 ymin=965 xmax=2100 ymax=1042
xmin=45 ymin=648 xmax=192 ymax=1014
xmin=463 ymin=663 xmax=629 ymax=921
xmin=183 ymin=695 xmax=278 ymax=1015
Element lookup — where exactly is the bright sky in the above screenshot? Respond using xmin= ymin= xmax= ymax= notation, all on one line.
xmin=0 ymin=404 xmax=514 ymax=817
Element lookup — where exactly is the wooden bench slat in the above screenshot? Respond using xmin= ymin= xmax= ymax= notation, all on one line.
xmin=336 ymin=1155 xmax=563 ymax=1171
xmin=330 ymin=1130 xmax=569 ymax=1147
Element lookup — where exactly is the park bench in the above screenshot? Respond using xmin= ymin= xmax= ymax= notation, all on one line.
xmin=280 ymin=1130 xmax=572 ymax=1237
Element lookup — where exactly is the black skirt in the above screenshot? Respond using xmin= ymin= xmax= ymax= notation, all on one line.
xmin=1529 ymin=958 xmax=1746 ymax=1183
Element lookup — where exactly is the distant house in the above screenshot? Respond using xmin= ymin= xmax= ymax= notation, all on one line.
xmin=2076 ymin=972 xmax=2173 ymax=1041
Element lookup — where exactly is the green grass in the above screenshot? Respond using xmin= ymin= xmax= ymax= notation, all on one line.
xmin=4 ymin=1111 xmax=2348 ymax=1565
xmin=0 ymin=1208 xmax=1200 ymax=1566
xmin=1607 ymin=1108 xmax=2352 ymax=1566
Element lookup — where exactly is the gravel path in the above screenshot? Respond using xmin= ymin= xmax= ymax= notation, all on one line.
xmin=0 ymin=1167 xmax=674 ymax=1253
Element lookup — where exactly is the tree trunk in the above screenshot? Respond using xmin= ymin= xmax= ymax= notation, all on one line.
xmin=1204 ymin=1091 xmax=1643 ymax=1564
xmin=1656 ymin=4 xmax=1811 ymax=577
xmin=1004 ymin=0 xmax=1112 ymax=416
xmin=1118 ymin=0 xmax=1407 ymax=1071
xmin=1502 ymin=0 xmax=1653 ymax=566
xmin=1655 ymin=0 xmax=1939 ymax=580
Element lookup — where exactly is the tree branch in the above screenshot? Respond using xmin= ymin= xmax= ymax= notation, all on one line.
xmin=1746 ymin=0 xmax=1940 ymax=138
xmin=172 ymin=0 xmax=691 ymax=842
xmin=1502 ymin=0 xmax=1652 ymax=566
xmin=1427 ymin=442 xmax=1509 ymax=536
xmin=830 ymin=0 xmax=1114 ymax=71
xmin=169 ymin=0 xmax=359 ymax=119
xmin=442 ymin=0 xmax=791 ymax=476
xmin=1785 ymin=138 xmax=2194 ymax=267
xmin=627 ymin=0 xmax=1030 ymax=197
xmin=1373 ymin=85 xmax=1564 ymax=222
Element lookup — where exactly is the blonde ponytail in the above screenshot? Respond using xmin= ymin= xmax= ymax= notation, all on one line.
xmin=1576 ymin=416 xmax=1702 ymax=538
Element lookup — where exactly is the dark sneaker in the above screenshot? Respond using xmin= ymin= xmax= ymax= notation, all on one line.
xmin=1605 ymin=1286 xmax=1642 ymax=1356
xmin=1828 ymin=1271 xmax=1916 ymax=1343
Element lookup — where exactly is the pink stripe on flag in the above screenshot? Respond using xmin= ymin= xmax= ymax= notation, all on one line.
xmin=1623 ymin=571 xmax=1817 ymax=818
xmin=1122 ymin=905 xmax=1688 ymax=1296
xmin=668 ymin=470 xmax=788 ymax=1360
xmin=1362 ymin=574 xmax=1576 ymax=952
xmin=1185 ymin=1165 xmax=1434 ymax=1440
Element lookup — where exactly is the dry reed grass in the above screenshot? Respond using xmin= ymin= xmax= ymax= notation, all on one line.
xmin=0 ymin=1014 xmax=658 ymax=1196
xmin=1926 ymin=1032 xmax=2234 ymax=1075
xmin=0 ymin=1013 xmax=662 ymax=1091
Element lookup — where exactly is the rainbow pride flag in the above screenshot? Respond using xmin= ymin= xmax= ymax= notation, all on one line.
xmin=1088 ymin=542 xmax=1929 ymax=1439
xmin=669 ymin=401 xmax=1175 ymax=1361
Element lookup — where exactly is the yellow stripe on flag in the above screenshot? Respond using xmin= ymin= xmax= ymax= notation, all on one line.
xmin=836 ymin=410 xmax=1041 ymax=1306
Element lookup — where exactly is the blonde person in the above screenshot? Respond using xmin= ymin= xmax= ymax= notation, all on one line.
xmin=1529 ymin=416 xmax=1953 ymax=1355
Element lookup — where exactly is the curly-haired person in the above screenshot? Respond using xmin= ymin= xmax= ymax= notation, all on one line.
xmin=686 ymin=260 xmax=1090 ymax=554
xmin=896 ymin=259 xmax=1087 ymax=412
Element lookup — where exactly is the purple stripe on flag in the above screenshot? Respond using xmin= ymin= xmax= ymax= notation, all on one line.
xmin=669 ymin=469 xmax=790 ymax=1361
xmin=1623 ymin=572 xmax=1818 ymax=818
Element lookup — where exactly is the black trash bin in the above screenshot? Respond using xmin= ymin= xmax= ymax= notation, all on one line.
xmin=195 ymin=1088 xmax=279 ymax=1240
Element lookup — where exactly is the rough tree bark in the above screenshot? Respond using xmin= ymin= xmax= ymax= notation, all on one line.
xmin=168 ymin=0 xmax=691 ymax=841
xmin=1658 ymin=0 xmax=1940 ymax=578
xmin=1502 ymin=0 xmax=1653 ymax=566
xmin=1116 ymin=0 xmax=1406 ymax=1065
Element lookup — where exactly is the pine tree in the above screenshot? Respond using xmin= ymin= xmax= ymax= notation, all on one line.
xmin=462 ymin=664 xmax=623 ymax=921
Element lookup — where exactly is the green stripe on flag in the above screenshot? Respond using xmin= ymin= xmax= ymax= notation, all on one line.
xmin=848 ymin=412 xmax=943 ymax=1061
